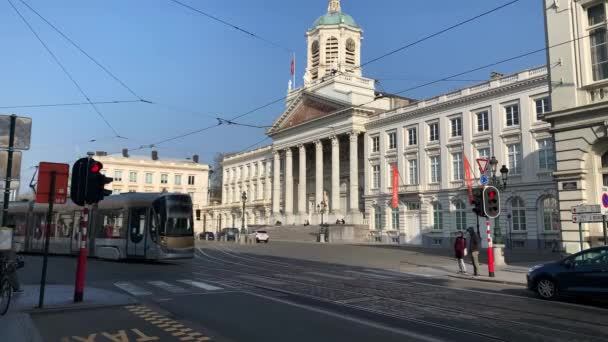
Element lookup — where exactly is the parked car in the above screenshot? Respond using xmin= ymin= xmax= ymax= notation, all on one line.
xmin=527 ymin=246 xmax=608 ymax=300
xmin=219 ymin=228 xmax=240 ymax=241
xmin=250 ymin=230 xmax=269 ymax=243
xmin=199 ymin=232 xmax=215 ymax=241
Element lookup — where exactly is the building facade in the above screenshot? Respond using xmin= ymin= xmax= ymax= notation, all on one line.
xmin=544 ymin=0 xmax=608 ymax=253
xmin=202 ymin=0 xmax=561 ymax=248
xmin=94 ymin=150 xmax=210 ymax=235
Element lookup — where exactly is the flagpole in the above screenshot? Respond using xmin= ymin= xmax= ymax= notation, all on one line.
xmin=292 ymin=52 xmax=296 ymax=88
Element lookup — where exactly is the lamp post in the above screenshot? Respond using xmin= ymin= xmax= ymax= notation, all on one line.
xmin=316 ymin=201 xmax=327 ymax=225
xmin=488 ymin=157 xmax=510 ymax=244
xmin=241 ymin=191 xmax=247 ymax=234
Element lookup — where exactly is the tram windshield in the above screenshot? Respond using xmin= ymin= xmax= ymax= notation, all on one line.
xmin=153 ymin=195 xmax=194 ymax=237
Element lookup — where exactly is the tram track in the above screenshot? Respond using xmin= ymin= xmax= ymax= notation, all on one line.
xmin=192 ymin=247 xmax=608 ymax=342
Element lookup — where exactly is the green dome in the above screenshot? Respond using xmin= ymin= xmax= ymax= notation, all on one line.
xmin=312 ymin=12 xmax=359 ymax=29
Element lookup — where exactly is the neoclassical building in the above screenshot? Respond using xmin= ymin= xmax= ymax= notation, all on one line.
xmin=202 ymin=0 xmax=561 ymax=248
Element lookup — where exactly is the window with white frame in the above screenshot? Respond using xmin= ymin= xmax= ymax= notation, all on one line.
xmin=408 ymin=159 xmax=419 ymax=185
xmin=371 ymin=165 xmax=380 ymax=189
xmin=478 ymin=148 xmax=491 ymax=160
xmin=476 ymin=111 xmax=490 ymax=132
xmin=542 ymin=197 xmax=560 ymax=231
xmin=392 ymin=208 xmax=400 ymax=230
xmin=535 ymin=97 xmax=551 ymax=120
xmin=454 ymin=200 xmax=466 ymax=231
xmin=129 ymin=171 xmax=137 ymax=183
xmin=371 ymin=136 xmax=380 ymax=152
xmin=175 ymin=174 xmax=182 ymax=186
xmin=145 ymin=173 xmax=153 ymax=184
xmin=452 ymin=152 xmax=463 ymax=181
xmin=511 ymin=198 xmax=527 ymax=231
xmin=588 ymin=4 xmax=608 ymax=81
xmin=430 ymin=156 xmax=441 ymax=183
xmin=161 ymin=174 xmax=168 ymax=184
xmin=433 ymin=202 xmax=443 ymax=230
xmin=429 ymin=123 xmax=439 ymax=142
xmin=538 ymin=139 xmax=555 ymax=170
xmin=114 ymin=170 xmax=123 ymax=182
xmin=188 ymin=175 xmax=195 ymax=185
xmin=408 ymin=127 xmax=417 ymax=146
xmin=505 ymin=104 xmax=520 ymax=127
xmin=450 ymin=117 xmax=462 ymax=137
xmin=388 ymin=131 xmax=397 ymax=150
xmin=507 ymin=143 xmax=522 ymax=175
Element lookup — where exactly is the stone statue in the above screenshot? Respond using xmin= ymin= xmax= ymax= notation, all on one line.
xmin=303 ymin=71 xmax=312 ymax=86
xmin=287 ymin=79 xmax=293 ymax=92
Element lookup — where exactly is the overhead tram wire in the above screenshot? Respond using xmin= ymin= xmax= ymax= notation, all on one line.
xmin=7 ymin=0 xmax=123 ymax=138
xmin=167 ymin=0 xmax=292 ymax=54
xmin=0 ymin=99 xmax=142 ymax=109
xmin=103 ymin=0 xmax=523 ymax=154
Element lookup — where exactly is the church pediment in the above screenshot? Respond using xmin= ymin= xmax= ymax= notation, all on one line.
xmin=268 ymin=92 xmax=350 ymax=135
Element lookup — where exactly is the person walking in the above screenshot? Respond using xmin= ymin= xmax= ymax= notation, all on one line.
xmin=467 ymin=227 xmax=481 ymax=276
xmin=454 ymin=231 xmax=467 ymax=274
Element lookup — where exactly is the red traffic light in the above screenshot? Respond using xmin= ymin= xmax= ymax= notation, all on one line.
xmin=90 ymin=163 xmax=100 ymax=173
xmin=488 ymin=191 xmax=497 ymax=199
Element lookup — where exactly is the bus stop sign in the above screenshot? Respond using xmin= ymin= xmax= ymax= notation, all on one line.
xmin=35 ymin=163 xmax=69 ymax=204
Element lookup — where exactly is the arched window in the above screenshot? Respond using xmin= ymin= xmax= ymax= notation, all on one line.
xmin=326 ymin=37 xmax=339 ymax=66
xmin=432 ymin=202 xmax=443 ymax=230
xmin=541 ymin=197 xmax=560 ymax=232
xmin=345 ymin=38 xmax=356 ymax=66
xmin=453 ymin=200 xmax=466 ymax=231
xmin=311 ymin=40 xmax=320 ymax=80
xmin=510 ymin=198 xmax=527 ymax=231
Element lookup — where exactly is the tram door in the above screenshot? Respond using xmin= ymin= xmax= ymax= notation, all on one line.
xmin=127 ymin=208 xmax=147 ymax=257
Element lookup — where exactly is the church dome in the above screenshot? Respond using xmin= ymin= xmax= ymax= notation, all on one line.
xmin=312 ymin=12 xmax=359 ymax=29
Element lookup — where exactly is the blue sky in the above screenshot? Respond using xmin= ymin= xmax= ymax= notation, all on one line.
xmin=0 ymin=0 xmax=545 ymax=192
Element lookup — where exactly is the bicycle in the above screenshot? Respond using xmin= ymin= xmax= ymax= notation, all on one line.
xmin=0 ymin=256 xmax=24 ymax=316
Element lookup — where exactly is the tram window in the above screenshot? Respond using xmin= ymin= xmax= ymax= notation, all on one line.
xmin=33 ymin=214 xmax=45 ymax=241
xmin=150 ymin=209 xmax=159 ymax=242
xmin=99 ymin=211 xmax=124 ymax=239
xmin=129 ymin=209 xmax=146 ymax=243
xmin=57 ymin=214 xmax=74 ymax=238
xmin=7 ymin=214 xmax=27 ymax=236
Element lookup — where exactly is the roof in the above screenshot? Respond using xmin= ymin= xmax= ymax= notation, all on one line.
xmin=312 ymin=12 xmax=359 ymax=29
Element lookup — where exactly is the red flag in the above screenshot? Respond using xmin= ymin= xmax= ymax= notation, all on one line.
xmin=392 ymin=163 xmax=399 ymax=209
xmin=290 ymin=55 xmax=295 ymax=76
xmin=464 ymin=155 xmax=474 ymax=204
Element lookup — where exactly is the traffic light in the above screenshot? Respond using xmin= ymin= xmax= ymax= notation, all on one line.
xmin=471 ymin=188 xmax=486 ymax=217
xmin=483 ymin=186 xmax=501 ymax=218
xmin=70 ymin=158 xmax=113 ymax=206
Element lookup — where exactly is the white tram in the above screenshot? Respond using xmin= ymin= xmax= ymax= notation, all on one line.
xmin=6 ymin=193 xmax=195 ymax=260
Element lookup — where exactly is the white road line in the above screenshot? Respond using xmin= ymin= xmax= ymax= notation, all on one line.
xmin=304 ymin=272 xmax=355 ymax=280
xmin=273 ymin=274 xmax=320 ymax=283
xmin=344 ymin=270 xmax=396 ymax=280
xmin=114 ymin=282 xmax=152 ymax=296
xmin=147 ymin=281 xmax=188 ymax=293
xmin=178 ymin=279 xmax=223 ymax=291
xmin=394 ymin=271 xmax=439 ymax=278
xmin=237 ymin=275 xmax=287 ymax=285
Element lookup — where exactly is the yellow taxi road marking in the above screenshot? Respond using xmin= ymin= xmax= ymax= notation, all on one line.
xmin=124 ymin=305 xmax=212 ymax=341
xmin=62 ymin=329 xmax=159 ymax=341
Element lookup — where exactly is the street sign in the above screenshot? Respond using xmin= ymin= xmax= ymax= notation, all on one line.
xmin=480 ymin=174 xmax=489 ymax=186
xmin=0 ymin=115 xmax=31 ymax=150
xmin=477 ymin=158 xmax=489 ymax=174
xmin=0 ymin=151 xmax=21 ymax=180
xmin=35 ymin=163 xmax=69 ymax=204
xmin=572 ymin=213 xmax=604 ymax=223
xmin=571 ymin=204 xmax=602 ymax=214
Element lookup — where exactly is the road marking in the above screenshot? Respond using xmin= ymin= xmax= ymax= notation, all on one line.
xmin=274 ymin=274 xmax=320 ymax=283
xmin=237 ymin=275 xmax=287 ymax=285
xmin=304 ymin=271 xmax=355 ymax=280
xmin=147 ymin=281 xmax=188 ymax=294
xmin=344 ymin=270 xmax=396 ymax=279
xmin=336 ymin=296 xmax=380 ymax=304
xmin=394 ymin=271 xmax=438 ymax=278
xmin=178 ymin=279 xmax=223 ymax=291
xmin=114 ymin=282 xmax=152 ymax=296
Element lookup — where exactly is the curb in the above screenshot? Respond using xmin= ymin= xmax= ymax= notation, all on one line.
xmin=446 ymin=274 xmax=526 ymax=287
xmin=20 ymin=299 xmax=138 ymax=315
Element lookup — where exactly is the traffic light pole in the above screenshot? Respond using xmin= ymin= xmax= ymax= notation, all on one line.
xmin=486 ymin=219 xmax=495 ymax=278
xmin=74 ymin=205 xmax=90 ymax=302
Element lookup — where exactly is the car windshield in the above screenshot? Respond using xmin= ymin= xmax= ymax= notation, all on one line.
xmin=257 ymin=231 xmax=267 ymax=234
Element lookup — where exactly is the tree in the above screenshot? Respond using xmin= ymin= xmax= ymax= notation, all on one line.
xmin=209 ymin=152 xmax=225 ymax=201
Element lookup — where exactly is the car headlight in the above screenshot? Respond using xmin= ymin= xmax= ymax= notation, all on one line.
xmin=528 ymin=264 xmax=543 ymax=273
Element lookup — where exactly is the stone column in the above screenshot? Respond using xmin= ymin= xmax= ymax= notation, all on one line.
xmin=257 ymin=161 xmax=263 ymax=200
xmin=285 ymin=148 xmax=294 ymax=215
xmin=265 ymin=160 xmax=272 ymax=201
xmin=222 ymin=185 xmax=227 ymax=204
xmin=331 ymin=136 xmax=340 ymax=214
xmin=272 ymin=151 xmax=281 ymax=214
xmin=349 ymin=132 xmax=359 ymax=213
xmin=298 ymin=144 xmax=307 ymax=215
xmin=315 ymin=140 xmax=324 ymax=207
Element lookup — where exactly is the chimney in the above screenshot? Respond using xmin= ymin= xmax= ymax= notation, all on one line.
xmin=95 ymin=151 xmax=108 ymax=157
xmin=192 ymin=155 xmax=199 ymax=163
xmin=152 ymin=150 xmax=159 ymax=161
xmin=122 ymin=148 xmax=129 ymax=158
xmin=490 ymin=71 xmax=504 ymax=80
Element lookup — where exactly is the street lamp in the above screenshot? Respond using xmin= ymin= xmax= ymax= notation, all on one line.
xmin=500 ymin=165 xmax=510 ymax=189
xmin=490 ymin=156 xmax=499 ymax=178
xmin=488 ymin=157 xmax=510 ymax=244
xmin=241 ymin=191 xmax=247 ymax=234
xmin=316 ymin=201 xmax=327 ymax=225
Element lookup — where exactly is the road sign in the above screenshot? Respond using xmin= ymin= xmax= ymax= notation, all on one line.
xmin=572 ymin=213 xmax=604 ymax=223
xmin=477 ymin=158 xmax=489 ymax=174
xmin=480 ymin=174 xmax=489 ymax=186
xmin=0 ymin=115 xmax=31 ymax=150
xmin=35 ymin=163 xmax=69 ymax=204
xmin=0 ymin=151 xmax=21 ymax=181
xmin=571 ymin=204 xmax=602 ymax=214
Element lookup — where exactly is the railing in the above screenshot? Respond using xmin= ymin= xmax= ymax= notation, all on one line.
xmin=446 ymin=90 xmax=461 ymax=99
xmin=528 ymin=66 xmax=547 ymax=76
xmin=427 ymin=184 xmax=441 ymax=191
xmin=470 ymin=82 xmax=491 ymax=93
xmin=399 ymin=185 xmax=420 ymax=192
xmin=500 ymin=75 xmax=519 ymax=85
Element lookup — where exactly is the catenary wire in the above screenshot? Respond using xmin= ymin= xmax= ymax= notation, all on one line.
xmin=7 ymin=0 xmax=123 ymax=138
xmin=0 ymin=99 xmax=144 ymax=109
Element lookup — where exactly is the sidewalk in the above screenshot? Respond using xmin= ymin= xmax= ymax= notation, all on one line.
xmin=0 ymin=284 xmax=135 ymax=342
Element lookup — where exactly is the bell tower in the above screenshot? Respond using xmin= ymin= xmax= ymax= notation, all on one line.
xmin=304 ymin=0 xmax=363 ymax=85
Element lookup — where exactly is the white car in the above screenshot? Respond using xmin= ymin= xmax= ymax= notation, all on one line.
xmin=252 ymin=230 xmax=269 ymax=243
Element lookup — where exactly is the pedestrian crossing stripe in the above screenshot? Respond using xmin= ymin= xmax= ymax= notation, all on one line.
xmin=126 ymin=305 xmax=211 ymax=342
xmin=114 ymin=280 xmax=225 ymax=296
xmin=178 ymin=280 xmax=223 ymax=291
xmin=114 ymin=282 xmax=152 ymax=296
xmin=148 ymin=281 xmax=188 ymax=293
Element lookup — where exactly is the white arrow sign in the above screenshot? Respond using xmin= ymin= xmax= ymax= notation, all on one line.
xmin=572 ymin=213 xmax=604 ymax=223
xmin=571 ymin=205 xmax=602 ymax=214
